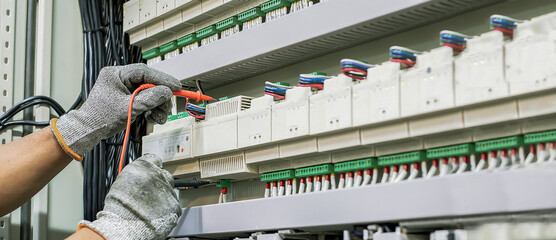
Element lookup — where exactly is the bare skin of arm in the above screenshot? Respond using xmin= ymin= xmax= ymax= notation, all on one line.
xmin=0 ymin=126 xmax=72 ymax=216
xmin=66 ymin=228 xmax=104 ymax=240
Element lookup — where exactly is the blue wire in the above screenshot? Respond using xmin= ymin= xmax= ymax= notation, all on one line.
xmin=441 ymin=34 xmax=466 ymax=42
xmin=186 ymin=106 xmax=206 ymax=113
xmin=264 ymin=86 xmax=286 ymax=93
xmin=491 ymin=18 xmax=516 ymax=27
xmin=390 ymin=49 xmax=416 ymax=59
xmin=341 ymin=61 xmax=371 ymax=69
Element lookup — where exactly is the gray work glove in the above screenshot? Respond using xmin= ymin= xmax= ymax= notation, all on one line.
xmin=78 ymin=154 xmax=181 ymax=240
xmin=50 ymin=63 xmax=181 ymax=160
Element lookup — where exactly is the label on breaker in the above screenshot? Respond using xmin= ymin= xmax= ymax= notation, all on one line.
xmin=143 ymin=132 xmax=191 ymax=161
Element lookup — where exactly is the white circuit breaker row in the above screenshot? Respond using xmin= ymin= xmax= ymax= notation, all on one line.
xmin=124 ymin=0 xmax=265 ymax=48
xmin=143 ymin=11 xmax=556 ymax=178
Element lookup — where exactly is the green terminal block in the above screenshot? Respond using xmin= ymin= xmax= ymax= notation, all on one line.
xmin=167 ymin=112 xmax=190 ymax=122
xmin=141 ymin=48 xmax=160 ymax=60
xmin=238 ymin=7 xmax=265 ymax=22
xmin=196 ymin=25 xmax=220 ymax=39
xmin=426 ymin=143 xmax=475 ymax=159
xmin=261 ymin=0 xmax=290 ymax=13
xmin=159 ymin=40 xmax=178 ymax=55
xmin=177 ymin=34 xmax=198 ymax=47
xmin=295 ymin=164 xmax=334 ymax=178
xmin=525 ymin=130 xmax=556 ymax=144
xmin=334 ymin=158 xmax=378 ymax=172
xmin=475 ymin=136 xmax=524 ymax=153
xmin=219 ymin=96 xmax=231 ymax=101
xmin=378 ymin=151 xmax=426 ymax=167
xmin=260 ymin=170 xmax=295 ymax=182
xmin=216 ymin=16 xmax=241 ymax=31
xmin=216 ymin=179 xmax=231 ymax=188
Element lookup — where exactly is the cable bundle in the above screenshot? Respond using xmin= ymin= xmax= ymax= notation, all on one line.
xmin=186 ymin=103 xmax=206 ymax=120
xmin=264 ymin=81 xmax=292 ymax=99
xmin=439 ymin=30 xmax=471 ymax=52
xmin=79 ymin=0 xmax=144 ymax=221
xmin=298 ymin=72 xmax=331 ymax=90
xmin=341 ymin=59 xmax=374 ymax=80
xmin=389 ymin=46 xmax=421 ymax=68
xmin=490 ymin=14 xmax=522 ymax=37
xmin=0 ymin=96 xmax=70 ymax=132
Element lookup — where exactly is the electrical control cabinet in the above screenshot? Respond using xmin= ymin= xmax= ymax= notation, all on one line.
xmin=272 ymin=87 xmax=312 ymax=141
xmin=506 ymin=12 xmax=556 ymax=95
xmin=401 ymin=47 xmax=455 ymax=116
xmin=455 ymin=31 xmax=507 ymax=106
xmin=123 ymin=0 xmax=140 ymax=32
xmin=238 ymin=96 xmax=274 ymax=148
xmin=139 ymin=0 xmax=157 ymax=24
xmin=353 ymin=61 xmax=401 ymax=126
xmin=309 ymin=75 xmax=353 ymax=134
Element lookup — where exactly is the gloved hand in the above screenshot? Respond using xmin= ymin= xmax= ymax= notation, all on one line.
xmin=78 ymin=154 xmax=181 ymax=240
xmin=50 ymin=63 xmax=181 ymax=160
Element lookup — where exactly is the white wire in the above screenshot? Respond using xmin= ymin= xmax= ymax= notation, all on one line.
xmin=222 ymin=193 xmax=227 ymax=203
xmin=524 ymin=152 xmax=535 ymax=165
xmin=450 ymin=158 xmax=459 ymax=173
xmin=314 ymin=179 xmax=321 ymax=192
xmin=354 ymin=173 xmax=363 ymax=187
xmin=550 ymin=149 xmax=556 ymax=162
xmin=510 ymin=152 xmax=518 ymax=166
xmin=362 ymin=170 xmax=371 ymax=185
xmin=426 ymin=165 xmax=437 ymax=178
xmin=323 ymin=178 xmax=330 ymax=191
xmin=421 ymin=161 xmax=428 ymax=177
xmin=306 ymin=179 xmax=313 ymax=193
xmin=271 ymin=184 xmax=278 ymax=197
xmin=380 ymin=172 xmax=389 ymax=183
xmin=488 ymin=155 xmax=498 ymax=171
xmin=475 ymin=159 xmax=486 ymax=172
xmin=407 ymin=165 xmax=419 ymax=180
xmin=499 ymin=155 xmax=509 ymax=168
xmin=394 ymin=169 xmax=407 ymax=183
xmin=264 ymin=188 xmax=270 ymax=198
xmin=298 ymin=182 xmax=305 ymax=194
xmin=346 ymin=174 xmax=354 ymax=188
xmin=439 ymin=161 xmax=449 ymax=177
xmin=278 ymin=185 xmax=285 ymax=196
xmin=330 ymin=173 xmax=337 ymax=189
xmin=538 ymin=144 xmax=547 ymax=163
xmin=519 ymin=146 xmax=526 ymax=164
xmin=285 ymin=183 xmax=292 ymax=196
xmin=371 ymin=168 xmax=378 ymax=185
xmin=292 ymin=179 xmax=297 ymax=194
xmin=218 ymin=193 xmax=223 ymax=203
xmin=338 ymin=175 xmax=345 ymax=189
xmin=389 ymin=169 xmax=398 ymax=183
xmin=456 ymin=162 xmax=467 ymax=175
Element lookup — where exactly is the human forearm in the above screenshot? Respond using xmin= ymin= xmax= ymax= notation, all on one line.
xmin=66 ymin=228 xmax=105 ymax=240
xmin=0 ymin=127 xmax=72 ymax=216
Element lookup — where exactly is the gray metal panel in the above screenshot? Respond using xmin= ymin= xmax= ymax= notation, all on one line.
xmin=152 ymin=0 xmax=503 ymax=89
xmin=0 ymin=215 xmax=10 ymax=240
xmin=170 ymin=164 xmax=556 ymax=237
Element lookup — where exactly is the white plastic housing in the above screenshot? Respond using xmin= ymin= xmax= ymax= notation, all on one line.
xmin=401 ymin=46 xmax=455 ymax=116
xmin=142 ymin=126 xmax=193 ymax=162
xmin=353 ymin=61 xmax=401 ymax=126
xmin=193 ymin=114 xmax=237 ymax=156
xmin=309 ymin=75 xmax=353 ymax=134
xmin=238 ymin=95 xmax=274 ymax=148
xmin=455 ymin=31 xmax=507 ymax=105
xmin=139 ymin=0 xmax=157 ymax=24
xmin=271 ymin=87 xmax=312 ymax=141
xmin=199 ymin=152 xmax=258 ymax=179
xmin=123 ymin=0 xmax=140 ymax=32
xmin=506 ymin=12 xmax=556 ymax=95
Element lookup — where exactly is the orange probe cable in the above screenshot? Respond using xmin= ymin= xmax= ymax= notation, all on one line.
xmin=118 ymin=83 xmax=213 ymax=174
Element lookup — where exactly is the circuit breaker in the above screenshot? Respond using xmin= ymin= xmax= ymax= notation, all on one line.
xmin=139 ymin=0 xmax=157 ymax=24
xmin=506 ymin=12 xmax=556 ymax=95
xmin=238 ymin=95 xmax=274 ymax=148
xmin=309 ymin=75 xmax=353 ymax=134
xmin=123 ymin=0 xmax=140 ymax=32
xmin=272 ymin=87 xmax=311 ymax=141
xmin=353 ymin=61 xmax=401 ymax=126
xmin=401 ymin=46 xmax=455 ymax=116
xmin=455 ymin=30 xmax=507 ymax=105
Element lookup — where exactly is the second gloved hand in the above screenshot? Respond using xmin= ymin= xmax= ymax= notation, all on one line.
xmin=77 ymin=154 xmax=182 ymax=240
xmin=50 ymin=63 xmax=181 ymax=160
